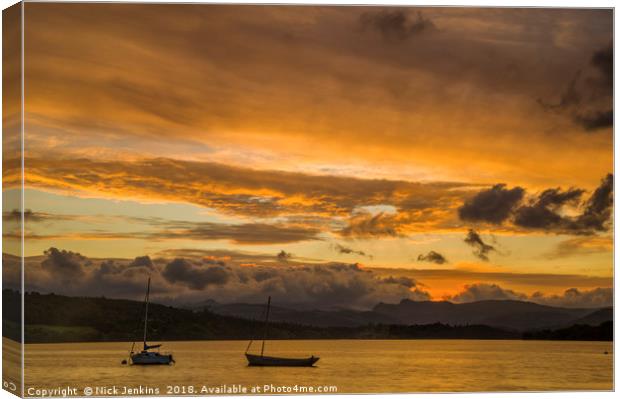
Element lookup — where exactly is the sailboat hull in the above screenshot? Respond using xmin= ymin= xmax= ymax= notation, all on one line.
xmin=131 ymin=352 xmax=174 ymax=365
xmin=126 ymin=277 xmax=175 ymax=366
xmin=246 ymin=353 xmax=319 ymax=367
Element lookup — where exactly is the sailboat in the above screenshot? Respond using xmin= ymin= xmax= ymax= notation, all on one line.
xmin=128 ymin=277 xmax=174 ymax=365
xmin=245 ymin=296 xmax=319 ymax=367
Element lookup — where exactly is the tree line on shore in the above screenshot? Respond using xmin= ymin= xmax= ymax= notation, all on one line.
xmin=2 ymin=290 xmax=612 ymax=343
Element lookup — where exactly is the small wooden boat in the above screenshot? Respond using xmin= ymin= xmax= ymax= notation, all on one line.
xmin=246 ymin=353 xmax=319 ymax=367
xmin=245 ymin=296 xmax=319 ymax=367
xmin=125 ymin=277 xmax=174 ymax=366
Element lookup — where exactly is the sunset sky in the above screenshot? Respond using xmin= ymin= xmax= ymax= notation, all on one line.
xmin=2 ymin=4 xmax=613 ymax=309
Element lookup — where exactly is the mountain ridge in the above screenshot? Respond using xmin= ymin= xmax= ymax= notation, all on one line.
xmin=199 ymin=297 xmax=606 ymax=331
xmin=2 ymin=290 xmax=612 ymax=343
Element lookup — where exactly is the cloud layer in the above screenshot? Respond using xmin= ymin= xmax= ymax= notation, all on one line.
xmin=9 ymin=156 xmax=473 ymax=239
xmin=3 ymin=248 xmax=609 ymax=311
xmin=17 ymin=248 xmax=429 ymax=310
xmin=21 ymin=4 xmax=612 ymax=190
xmin=448 ymin=283 xmax=612 ymax=308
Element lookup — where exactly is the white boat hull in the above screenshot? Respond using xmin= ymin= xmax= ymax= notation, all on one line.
xmin=126 ymin=278 xmax=175 ymax=365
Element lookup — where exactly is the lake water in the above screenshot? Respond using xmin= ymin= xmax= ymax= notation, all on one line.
xmin=17 ymin=339 xmax=613 ymax=395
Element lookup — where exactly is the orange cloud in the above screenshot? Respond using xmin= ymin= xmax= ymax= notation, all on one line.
xmin=372 ymin=266 xmax=613 ymax=299
xmin=21 ymin=4 xmax=612 ymax=189
xmin=14 ymin=156 xmax=473 ymax=233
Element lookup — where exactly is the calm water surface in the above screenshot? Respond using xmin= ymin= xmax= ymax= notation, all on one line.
xmin=22 ymin=340 xmax=613 ymax=395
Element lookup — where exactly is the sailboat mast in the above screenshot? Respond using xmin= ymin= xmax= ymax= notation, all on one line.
xmin=143 ymin=277 xmax=151 ymax=348
xmin=260 ymin=296 xmax=271 ymax=357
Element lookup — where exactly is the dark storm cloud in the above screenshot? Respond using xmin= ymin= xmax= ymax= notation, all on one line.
xmin=276 ymin=250 xmax=293 ymax=262
xmin=463 ymin=229 xmax=496 ymax=261
xmin=359 ymin=10 xmax=436 ymax=41
xmin=513 ymin=187 xmax=585 ymax=230
xmin=536 ymin=187 xmax=585 ymax=207
xmin=514 ymin=174 xmax=613 ymax=234
xmin=458 ymin=184 xmax=525 ymax=224
xmin=378 ymin=276 xmax=430 ymax=301
xmin=417 ymin=250 xmax=447 ymax=265
xmin=574 ymin=110 xmax=613 ymax=131
xmin=332 ymin=243 xmax=372 ymax=259
xmin=95 ymin=260 xmax=122 ymax=276
xmin=88 ymin=259 xmax=153 ymax=297
xmin=129 ymin=255 xmax=154 ymax=269
xmin=162 ymin=258 xmax=230 ymax=290
xmin=237 ymin=262 xmax=431 ymax=309
xmin=576 ymin=173 xmax=613 ymax=232
xmin=539 ymin=43 xmax=613 ymax=131
xmin=41 ymin=247 xmax=88 ymax=278
xmin=457 ymin=174 xmax=613 ymax=235
xmin=448 ymin=283 xmax=612 ymax=308
xmin=590 ymin=43 xmax=613 ymax=90
xmin=513 ymin=204 xmax=566 ymax=230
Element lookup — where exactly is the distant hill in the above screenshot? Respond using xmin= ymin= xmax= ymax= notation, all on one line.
xmin=568 ymin=307 xmax=613 ymax=327
xmin=2 ymin=290 xmax=613 ymax=343
xmin=3 ymin=290 xmax=332 ymax=343
xmin=203 ymin=302 xmax=400 ymax=327
xmin=372 ymin=299 xmax=600 ymax=331
xmin=203 ymin=298 xmax=609 ymax=331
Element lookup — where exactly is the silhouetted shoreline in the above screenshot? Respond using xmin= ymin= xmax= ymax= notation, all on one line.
xmin=2 ymin=290 xmax=612 ymax=344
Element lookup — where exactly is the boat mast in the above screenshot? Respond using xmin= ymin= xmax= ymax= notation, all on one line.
xmin=143 ymin=277 xmax=151 ymax=350
xmin=260 ymin=296 xmax=271 ymax=357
